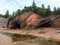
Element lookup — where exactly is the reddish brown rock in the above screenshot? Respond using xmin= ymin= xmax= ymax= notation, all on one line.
xmin=8 ymin=16 xmax=20 ymax=29
xmin=26 ymin=13 xmax=41 ymax=29
xmin=19 ymin=11 xmax=34 ymax=28
xmin=51 ymin=16 xmax=60 ymax=27
xmin=8 ymin=11 xmax=60 ymax=29
xmin=19 ymin=11 xmax=42 ymax=29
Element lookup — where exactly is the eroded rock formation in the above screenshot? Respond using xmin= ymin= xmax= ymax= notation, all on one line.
xmin=8 ymin=11 xmax=42 ymax=29
xmin=8 ymin=16 xmax=20 ymax=29
xmin=8 ymin=11 xmax=60 ymax=29
xmin=51 ymin=15 xmax=60 ymax=27
xmin=19 ymin=11 xmax=42 ymax=29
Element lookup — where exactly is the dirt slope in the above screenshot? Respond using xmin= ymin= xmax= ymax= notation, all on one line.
xmin=0 ymin=17 xmax=8 ymax=28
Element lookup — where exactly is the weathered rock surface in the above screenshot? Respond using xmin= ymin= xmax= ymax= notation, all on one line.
xmin=19 ymin=11 xmax=42 ymax=29
xmin=8 ymin=16 xmax=20 ymax=29
xmin=26 ymin=13 xmax=41 ymax=29
xmin=51 ymin=15 xmax=60 ymax=27
xmin=8 ymin=11 xmax=42 ymax=29
xmin=8 ymin=11 xmax=60 ymax=29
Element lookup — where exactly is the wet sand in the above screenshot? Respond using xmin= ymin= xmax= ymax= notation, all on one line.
xmin=0 ymin=28 xmax=60 ymax=45
xmin=0 ymin=34 xmax=13 ymax=45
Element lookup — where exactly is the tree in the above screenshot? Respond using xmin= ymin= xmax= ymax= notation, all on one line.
xmin=7 ymin=15 xmax=15 ymax=27
xmin=54 ymin=7 xmax=56 ymax=11
xmin=53 ymin=7 xmax=57 ymax=15
xmin=15 ymin=9 xmax=21 ymax=16
xmin=35 ymin=7 xmax=46 ymax=16
xmin=42 ymin=4 xmax=45 ymax=9
xmin=32 ymin=0 xmax=37 ymax=12
xmin=57 ymin=7 xmax=60 ymax=15
xmin=12 ymin=11 xmax=16 ymax=18
xmin=46 ymin=5 xmax=51 ymax=15
xmin=7 ymin=11 xmax=16 ymax=27
xmin=0 ymin=14 xmax=4 ymax=17
xmin=22 ymin=6 xmax=33 ymax=13
xmin=22 ymin=0 xmax=37 ymax=13
xmin=5 ymin=10 xmax=9 ymax=18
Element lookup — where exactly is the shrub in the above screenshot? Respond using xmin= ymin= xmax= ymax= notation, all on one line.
xmin=7 ymin=15 xmax=15 ymax=28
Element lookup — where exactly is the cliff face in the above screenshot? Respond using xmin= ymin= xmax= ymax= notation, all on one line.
xmin=8 ymin=16 xmax=20 ymax=29
xmin=8 ymin=11 xmax=42 ymax=29
xmin=19 ymin=11 xmax=42 ymax=29
xmin=26 ymin=14 xmax=41 ymax=29
xmin=51 ymin=15 xmax=60 ymax=27
xmin=19 ymin=11 xmax=34 ymax=28
xmin=8 ymin=11 xmax=60 ymax=29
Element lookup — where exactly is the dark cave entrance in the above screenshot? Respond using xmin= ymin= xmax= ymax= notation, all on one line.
xmin=13 ymin=20 xmax=20 ymax=29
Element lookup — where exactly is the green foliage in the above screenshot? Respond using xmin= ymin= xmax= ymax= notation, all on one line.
xmin=42 ymin=4 xmax=45 ymax=9
xmin=22 ymin=0 xmax=37 ymax=13
xmin=32 ymin=0 xmax=37 ymax=11
xmin=57 ymin=7 xmax=60 ymax=15
xmin=0 ymin=14 xmax=5 ymax=17
xmin=7 ymin=9 xmax=21 ymax=28
xmin=7 ymin=15 xmax=15 ymax=28
xmin=22 ymin=6 xmax=46 ymax=16
xmin=53 ymin=7 xmax=60 ymax=15
xmin=35 ymin=7 xmax=46 ymax=16
xmin=15 ymin=9 xmax=21 ymax=16
xmin=22 ymin=6 xmax=32 ymax=12
xmin=1 ymin=3 xmax=60 ymax=19
xmin=53 ymin=7 xmax=57 ymax=15
xmin=45 ymin=5 xmax=51 ymax=15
